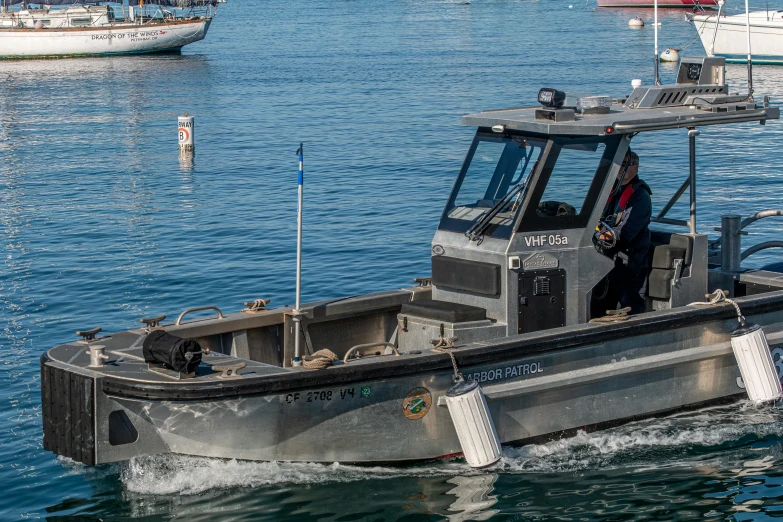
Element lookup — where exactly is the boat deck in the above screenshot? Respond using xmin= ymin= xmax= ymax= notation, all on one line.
xmin=45 ymin=331 xmax=290 ymax=384
xmin=42 ymin=276 xmax=783 ymax=401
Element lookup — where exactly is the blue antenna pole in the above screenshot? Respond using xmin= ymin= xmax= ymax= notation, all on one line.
xmin=293 ymin=143 xmax=304 ymax=367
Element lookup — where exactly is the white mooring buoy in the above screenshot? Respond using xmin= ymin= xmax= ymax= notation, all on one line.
xmin=732 ymin=318 xmax=783 ymax=402
xmin=178 ymin=113 xmax=194 ymax=153
xmin=660 ymin=47 xmax=679 ymax=62
xmin=445 ymin=379 xmax=501 ymax=468
xmin=628 ymin=17 xmax=644 ymax=28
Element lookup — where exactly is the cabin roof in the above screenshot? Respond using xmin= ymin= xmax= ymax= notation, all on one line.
xmin=462 ymin=99 xmax=779 ymax=137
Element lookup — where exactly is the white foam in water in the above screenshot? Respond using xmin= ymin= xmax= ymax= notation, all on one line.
xmin=121 ymin=454 xmax=474 ymax=495
xmin=500 ymin=403 xmax=783 ymax=473
xmin=120 ymin=403 xmax=783 ymax=495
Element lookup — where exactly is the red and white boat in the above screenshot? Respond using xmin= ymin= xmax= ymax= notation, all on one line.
xmin=597 ymin=0 xmax=716 ymax=7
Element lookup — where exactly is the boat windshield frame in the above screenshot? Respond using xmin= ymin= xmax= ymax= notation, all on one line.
xmin=516 ymin=133 xmax=622 ymax=233
xmin=439 ymin=129 xmax=622 ymax=239
xmin=438 ymin=130 xmax=546 ymax=240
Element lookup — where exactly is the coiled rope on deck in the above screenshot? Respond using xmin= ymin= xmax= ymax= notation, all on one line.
xmin=302 ymin=349 xmax=338 ymax=370
xmin=589 ymin=306 xmax=632 ymax=323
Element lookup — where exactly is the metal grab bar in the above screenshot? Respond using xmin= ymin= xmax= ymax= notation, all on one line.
xmin=343 ymin=342 xmax=399 ymax=364
xmin=741 ymin=209 xmax=783 ymax=230
xmin=741 ymin=241 xmax=783 ymax=261
xmin=175 ymin=306 xmax=224 ymax=326
xmin=651 ymin=217 xmax=689 ymax=227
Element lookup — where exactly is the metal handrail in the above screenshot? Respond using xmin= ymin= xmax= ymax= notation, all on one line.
xmin=719 ymin=209 xmax=783 ymax=269
xmin=612 ymin=109 xmax=773 ymax=134
xmin=343 ymin=342 xmax=399 ymax=363
xmin=741 ymin=209 xmax=783 ymax=230
xmin=741 ymin=241 xmax=783 ymax=261
xmin=651 ymin=217 xmax=689 ymax=227
xmin=739 ymin=210 xmax=783 ymax=262
xmin=175 ymin=306 xmax=224 ymax=326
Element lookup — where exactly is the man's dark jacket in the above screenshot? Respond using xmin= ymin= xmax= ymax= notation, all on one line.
xmin=606 ymin=177 xmax=652 ymax=269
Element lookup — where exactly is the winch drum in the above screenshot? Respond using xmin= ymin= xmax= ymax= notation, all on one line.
xmin=731 ymin=321 xmax=783 ymax=402
xmin=444 ymin=379 xmax=501 ymax=468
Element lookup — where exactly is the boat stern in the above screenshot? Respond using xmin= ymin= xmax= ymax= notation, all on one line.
xmin=40 ymin=346 xmax=170 ymax=465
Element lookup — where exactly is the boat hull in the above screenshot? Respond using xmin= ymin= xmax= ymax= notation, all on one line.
xmin=0 ymin=19 xmax=210 ymax=58
xmin=598 ymin=0 xmax=716 ymax=7
xmin=41 ymin=289 xmax=783 ymax=465
xmin=693 ymin=12 xmax=783 ymax=64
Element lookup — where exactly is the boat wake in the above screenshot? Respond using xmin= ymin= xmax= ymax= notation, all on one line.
xmin=120 ymin=456 xmax=475 ymax=495
xmin=501 ymin=402 xmax=783 ymax=473
xmin=120 ymin=402 xmax=783 ymax=495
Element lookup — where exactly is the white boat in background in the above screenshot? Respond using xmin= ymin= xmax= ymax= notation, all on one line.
xmin=0 ymin=0 xmax=222 ymax=58
xmin=691 ymin=10 xmax=783 ymax=64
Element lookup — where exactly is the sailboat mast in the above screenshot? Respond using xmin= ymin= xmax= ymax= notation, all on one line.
xmin=745 ymin=0 xmax=754 ymax=100
xmin=654 ymin=0 xmax=660 ymax=85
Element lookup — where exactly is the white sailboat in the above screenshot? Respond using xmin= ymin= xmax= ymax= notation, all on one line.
xmin=0 ymin=0 xmax=222 ymax=58
xmin=691 ymin=7 xmax=783 ymax=64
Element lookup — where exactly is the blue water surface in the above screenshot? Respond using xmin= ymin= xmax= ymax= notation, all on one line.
xmin=3 ymin=0 xmax=783 ymax=519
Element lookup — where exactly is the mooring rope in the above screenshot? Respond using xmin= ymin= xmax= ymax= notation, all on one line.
xmin=432 ymin=339 xmax=464 ymax=382
xmin=689 ymin=289 xmax=744 ymax=323
xmin=589 ymin=306 xmax=632 ymax=323
xmin=302 ymin=349 xmax=338 ymax=370
xmin=242 ymin=299 xmax=270 ymax=313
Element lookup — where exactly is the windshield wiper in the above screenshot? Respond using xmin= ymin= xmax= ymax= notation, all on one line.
xmin=465 ymin=182 xmax=526 ymax=241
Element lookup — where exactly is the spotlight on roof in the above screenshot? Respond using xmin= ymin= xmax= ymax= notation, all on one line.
xmin=538 ymin=88 xmax=566 ymax=109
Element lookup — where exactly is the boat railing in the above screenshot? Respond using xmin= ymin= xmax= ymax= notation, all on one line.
xmin=176 ymin=305 xmax=225 ymax=325
xmin=715 ymin=210 xmax=783 ymax=270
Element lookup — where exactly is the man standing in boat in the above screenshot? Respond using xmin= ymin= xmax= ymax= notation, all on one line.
xmin=593 ymin=150 xmax=653 ymax=316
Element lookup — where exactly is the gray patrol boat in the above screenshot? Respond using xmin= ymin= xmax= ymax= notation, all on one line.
xmin=42 ymin=56 xmax=783 ymax=466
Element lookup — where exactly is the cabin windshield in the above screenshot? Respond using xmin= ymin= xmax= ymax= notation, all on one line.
xmin=517 ymin=135 xmax=622 ymax=232
xmin=439 ymin=134 xmax=546 ymax=239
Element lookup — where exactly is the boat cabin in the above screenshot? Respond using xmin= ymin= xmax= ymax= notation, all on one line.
xmin=0 ymin=5 xmax=115 ymax=28
xmin=124 ymin=55 xmax=779 ymax=370
xmin=396 ymin=56 xmax=778 ymax=351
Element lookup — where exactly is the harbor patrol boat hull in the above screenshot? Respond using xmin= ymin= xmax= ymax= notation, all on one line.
xmin=0 ymin=19 xmax=210 ymax=58
xmin=42 ymin=289 xmax=783 ymax=464
xmin=41 ymin=57 xmax=783 ymax=466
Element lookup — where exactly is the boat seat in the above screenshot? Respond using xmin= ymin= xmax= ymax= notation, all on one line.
xmin=650 ymin=231 xmax=693 ymax=264
xmin=647 ymin=232 xmax=693 ymax=300
xmin=401 ymin=300 xmax=487 ymax=323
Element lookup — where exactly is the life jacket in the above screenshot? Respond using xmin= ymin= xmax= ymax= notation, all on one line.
xmin=607 ymin=178 xmax=652 ymax=225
